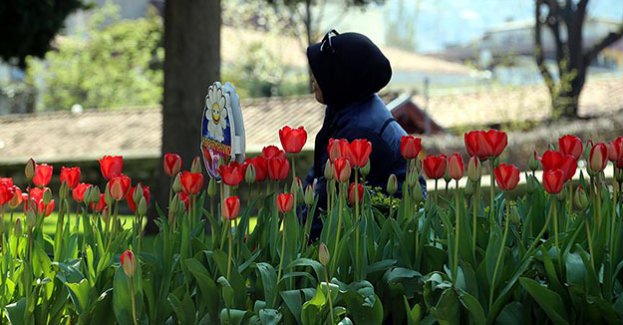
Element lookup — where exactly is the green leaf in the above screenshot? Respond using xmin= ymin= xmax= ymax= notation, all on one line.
xmin=428 ymin=288 xmax=460 ymax=325
xmin=302 ymin=285 xmax=326 ymax=325
xmin=219 ymin=309 xmax=251 ymax=325
xmin=564 ymin=251 xmax=585 ymax=291
xmin=6 ymin=297 xmax=27 ymax=325
xmin=255 ymin=262 xmax=277 ymax=307
xmin=65 ymin=279 xmax=92 ymax=314
xmin=184 ymin=258 xmax=219 ymax=323
xmin=403 ymin=296 xmax=421 ymax=325
xmin=496 ymin=302 xmax=525 ymax=325
xmin=457 ymin=289 xmax=485 ymax=325
xmin=259 ymin=308 xmax=282 ymax=325
xmin=342 ymin=281 xmax=384 ymax=325
xmin=519 ymin=277 xmax=569 ymax=325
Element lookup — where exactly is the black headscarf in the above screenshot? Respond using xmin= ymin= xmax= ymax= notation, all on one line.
xmin=307 ymin=30 xmax=392 ymax=176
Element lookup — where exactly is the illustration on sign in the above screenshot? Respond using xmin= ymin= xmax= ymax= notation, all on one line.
xmin=201 ymin=82 xmax=246 ymax=181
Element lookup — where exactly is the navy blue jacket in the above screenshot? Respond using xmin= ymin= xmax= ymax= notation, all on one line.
xmin=305 ymin=94 xmax=418 ymax=238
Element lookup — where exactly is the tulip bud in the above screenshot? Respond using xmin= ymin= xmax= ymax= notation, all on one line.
xmin=59 ymin=182 xmax=68 ymax=199
xmin=245 ymin=164 xmax=256 ymax=184
xmin=88 ymin=186 xmax=101 ymax=204
xmin=133 ymin=184 xmax=144 ymax=204
xmin=528 ymin=151 xmax=540 ymax=172
xmin=324 ymin=159 xmax=334 ymax=180
xmin=14 ymin=218 xmax=23 ymax=237
xmin=121 ymin=250 xmax=137 ymax=278
xmin=466 ymin=156 xmax=481 ymax=182
xmin=25 ymin=158 xmax=36 ymax=180
xmin=101 ymin=207 xmax=110 ymax=224
xmin=360 ymin=160 xmax=371 ymax=178
xmin=291 ymin=177 xmax=303 ymax=198
xmin=104 ymin=183 xmax=113 ymax=206
xmin=464 ymin=179 xmax=475 ymax=196
xmin=172 ymin=173 xmax=182 ymax=193
xmin=387 ymin=174 xmax=398 ymax=196
xmin=407 ymin=166 xmax=419 ymax=187
xmin=138 ymin=197 xmax=147 ymax=216
xmin=83 ymin=186 xmax=94 ymax=205
xmin=318 ymin=242 xmax=330 ymax=266
xmin=190 ymin=156 xmax=202 ymax=173
xmin=412 ymin=178 xmax=423 ymax=203
xmin=26 ymin=208 xmax=37 ymax=227
xmin=43 ymin=188 xmax=52 ymax=205
xmin=443 ymin=170 xmax=452 ymax=184
xmin=526 ymin=174 xmax=538 ymax=194
xmin=509 ymin=204 xmax=521 ymax=225
xmin=207 ymin=177 xmax=217 ymax=197
xmin=574 ymin=185 xmax=589 ymax=210
xmin=304 ymin=185 xmax=315 ymax=206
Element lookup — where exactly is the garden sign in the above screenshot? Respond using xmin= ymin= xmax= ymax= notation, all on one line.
xmin=201 ymin=81 xmax=246 ymax=181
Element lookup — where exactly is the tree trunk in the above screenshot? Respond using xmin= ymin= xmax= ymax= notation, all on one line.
xmin=146 ymin=0 xmax=221 ymax=234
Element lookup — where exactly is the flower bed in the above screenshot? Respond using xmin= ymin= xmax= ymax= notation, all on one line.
xmin=0 ymin=128 xmax=622 ymax=324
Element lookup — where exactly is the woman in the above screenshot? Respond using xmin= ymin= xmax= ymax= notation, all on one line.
xmin=304 ymin=30 xmax=422 ymax=240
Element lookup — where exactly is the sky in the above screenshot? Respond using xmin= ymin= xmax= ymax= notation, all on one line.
xmin=382 ymin=0 xmax=623 ymax=53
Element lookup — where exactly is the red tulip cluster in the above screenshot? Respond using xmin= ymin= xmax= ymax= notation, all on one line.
xmin=24 ymin=187 xmax=55 ymax=217
xmin=127 ymin=184 xmax=150 ymax=213
xmin=464 ymin=130 xmax=508 ymax=160
xmin=0 ymin=178 xmax=18 ymax=207
xmin=327 ymin=138 xmax=372 ymax=169
xmin=218 ymin=162 xmax=245 ymax=186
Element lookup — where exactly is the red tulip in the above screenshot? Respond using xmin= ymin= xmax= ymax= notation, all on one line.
xmin=588 ymin=143 xmax=608 ymax=173
xmin=0 ymin=182 xmax=15 ymax=206
xmin=43 ymin=200 xmax=55 ymax=217
xmin=543 ymin=169 xmax=564 ymax=194
xmin=349 ymin=139 xmax=372 ymax=168
xmin=120 ymin=249 xmax=136 ymax=277
xmin=494 ymin=163 xmax=520 ymax=191
xmin=248 ymin=156 xmax=268 ymax=182
xmin=400 ymin=135 xmax=422 ymax=160
xmin=267 ymin=157 xmax=290 ymax=181
xmin=25 ymin=187 xmax=54 ymax=217
xmin=279 ymin=126 xmax=308 ymax=154
xmin=60 ymin=167 xmax=81 ymax=189
xmin=276 ymin=193 xmax=294 ymax=213
xmin=0 ymin=177 xmax=13 ymax=187
xmin=262 ymin=145 xmax=286 ymax=160
xmin=127 ymin=184 xmax=150 ymax=213
xmin=333 ymin=157 xmax=351 ymax=183
xmin=447 ymin=153 xmax=464 ymax=180
xmin=8 ymin=186 xmax=23 ymax=209
xmin=464 ymin=131 xmax=481 ymax=158
xmin=222 ymin=196 xmax=241 ymax=220
xmin=481 ymin=130 xmax=508 ymax=159
xmin=72 ymin=183 xmax=92 ymax=203
xmin=608 ymin=137 xmax=623 ymax=168
xmin=99 ymin=156 xmax=123 ymax=180
xmin=422 ymin=154 xmax=447 ymax=180
xmin=91 ymin=194 xmax=106 ymax=213
xmin=218 ymin=162 xmax=244 ymax=186
xmin=558 ymin=135 xmax=583 ymax=160
xmin=109 ymin=175 xmax=131 ymax=200
xmin=164 ymin=153 xmax=183 ymax=177
xmin=328 ymin=138 xmax=352 ymax=162
xmin=348 ymin=183 xmax=364 ymax=205
xmin=33 ymin=163 xmax=53 ymax=187
xmin=177 ymin=192 xmax=190 ymax=211
xmin=180 ymin=171 xmax=204 ymax=195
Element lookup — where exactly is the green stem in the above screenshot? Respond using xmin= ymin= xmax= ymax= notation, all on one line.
xmin=489 ymin=199 xmax=510 ymax=309
xmin=434 ymin=179 xmax=438 ymax=204
xmin=227 ymin=220 xmax=233 ymax=280
xmin=332 ymin=185 xmax=344 ymax=276
xmin=585 ymin=218 xmax=596 ymax=271
xmin=552 ymin=197 xmax=559 ymax=254
xmin=276 ymin=214 xmax=286 ymax=294
xmin=472 ymin=184 xmax=479 ymax=262
xmin=355 ymin=169 xmax=360 ymax=281
xmin=610 ymin=175 xmax=618 ymax=256
xmin=490 ymin=159 xmax=495 ymax=224
xmin=129 ymin=276 xmax=138 ymax=325
xmin=325 ymin=269 xmax=335 ymax=324
xmin=453 ymin=180 xmax=460 ymax=282
xmin=523 ymin=204 xmax=553 ymax=263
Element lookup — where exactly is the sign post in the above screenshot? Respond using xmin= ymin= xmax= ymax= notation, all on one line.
xmin=201 ymin=82 xmax=246 ymax=181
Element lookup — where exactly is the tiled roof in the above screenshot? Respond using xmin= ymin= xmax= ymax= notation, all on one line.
xmin=416 ymin=76 xmax=623 ymax=128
